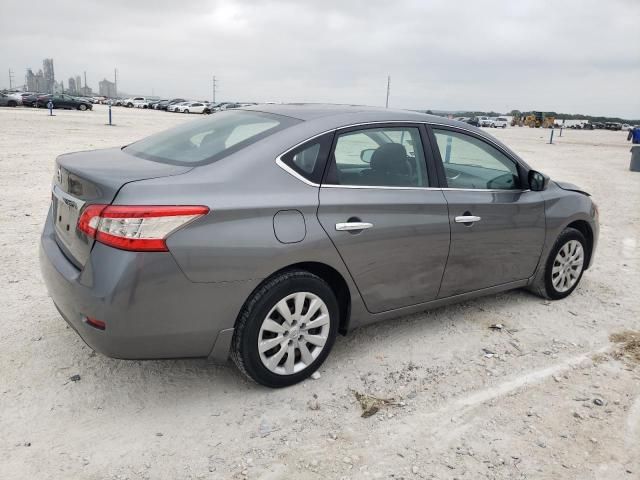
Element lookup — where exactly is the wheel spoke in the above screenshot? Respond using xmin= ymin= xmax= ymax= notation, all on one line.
xmin=266 ymin=344 xmax=287 ymax=370
xmin=305 ymin=334 xmax=327 ymax=347
xmin=302 ymin=298 xmax=322 ymax=322
xmin=299 ymin=342 xmax=314 ymax=365
xmin=275 ymin=299 xmax=293 ymax=324
xmin=304 ymin=313 xmax=329 ymax=330
xmin=259 ymin=336 xmax=284 ymax=353
xmin=284 ymin=344 xmax=295 ymax=374
xmin=294 ymin=292 xmax=306 ymax=318
xmin=262 ymin=319 xmax=286 ymax=334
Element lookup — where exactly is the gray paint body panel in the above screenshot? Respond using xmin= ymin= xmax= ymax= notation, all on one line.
xmin=317 ymin=187 xmax=450 ymax=312
xmin=438 ymin=190 xmax=546 ymax=297
xmin=39 ymin=105 xmax=599 ymax=362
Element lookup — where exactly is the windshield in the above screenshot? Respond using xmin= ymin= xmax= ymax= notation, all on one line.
xmin=125 ymin=110 xmax=300 ymax=165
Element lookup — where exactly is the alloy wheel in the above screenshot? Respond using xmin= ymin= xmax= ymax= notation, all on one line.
xmin=551 ymin=239 xmax=584 ymax=292
xmin=258 ymin=292 xmax=330 ymax=375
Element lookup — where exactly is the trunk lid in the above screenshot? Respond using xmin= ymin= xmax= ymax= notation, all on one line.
xmin=52 ymin=146 xmax=191 ymax=268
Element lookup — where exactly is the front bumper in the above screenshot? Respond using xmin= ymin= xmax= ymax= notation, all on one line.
xmin=39 ymin=209 xmax=258 ymax=360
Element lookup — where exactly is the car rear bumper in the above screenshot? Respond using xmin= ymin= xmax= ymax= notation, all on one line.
xmin=39 ymin=208 xmax=258 ymax=360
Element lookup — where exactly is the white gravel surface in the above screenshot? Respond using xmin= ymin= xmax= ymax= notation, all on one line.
xmin=1 ymin=105 xmax=639 ymax=479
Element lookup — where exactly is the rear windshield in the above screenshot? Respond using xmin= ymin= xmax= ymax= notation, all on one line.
xmin=125 ymin=110 xmax=300 ymax=165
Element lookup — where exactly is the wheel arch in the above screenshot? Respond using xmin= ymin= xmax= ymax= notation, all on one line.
xmin=566 ymin=219 xmax=594 ymax=269
xmin=235 ymin=261 xmax=352 ymax=336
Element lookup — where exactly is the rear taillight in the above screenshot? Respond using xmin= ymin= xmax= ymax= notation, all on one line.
xmin=77 ymin=205 xmax=209 ymax=252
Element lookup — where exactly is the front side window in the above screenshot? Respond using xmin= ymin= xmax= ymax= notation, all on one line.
xmin=327 ymin=126 xmax=428 ymax=187
xmin=126 ymin=110 xmax=300 ymax=165
xmin=433 ymin=129 xmax=520 ymax=190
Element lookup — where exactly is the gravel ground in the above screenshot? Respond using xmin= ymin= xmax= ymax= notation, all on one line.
xmin=1 ymin=105 xmax=639 ymax=480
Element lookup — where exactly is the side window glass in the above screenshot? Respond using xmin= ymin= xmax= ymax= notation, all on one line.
xmin=329 ymin=127 xmax=428 ymax=187
xmin=280 ymin=133 xmax=333 ymax=184
xmin=433 ymin=129 xmax=520 ymax=190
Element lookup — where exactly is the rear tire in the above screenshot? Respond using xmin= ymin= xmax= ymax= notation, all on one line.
xmin=231 ymin=270 xmax=339 ymax=388
xmin=78 ymin=104 xmax=87 ymax=111
xmin=529 ymin=227 xmax=587 ymax=300
xmin=184 ymin=109 xmax=189 ymax=114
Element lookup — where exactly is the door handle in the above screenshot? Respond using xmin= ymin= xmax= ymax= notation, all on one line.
xmin=455 ymin=215 xmax=481 ymax=223
xmin=335 ymin=222 xmax=373 ymax=231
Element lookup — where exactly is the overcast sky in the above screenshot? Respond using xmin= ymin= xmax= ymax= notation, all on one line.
xmin=1 ymin=0 xmax=638 ymax=118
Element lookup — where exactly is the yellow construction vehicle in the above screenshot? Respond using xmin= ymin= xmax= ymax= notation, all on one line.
xmin=523 ymin=111 xmax=556 ymax=128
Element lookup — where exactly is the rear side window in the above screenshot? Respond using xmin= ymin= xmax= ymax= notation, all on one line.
xmin=125 ymin=111 xmax=300 ymax=165
xmin=279 ymin=133 xmax=334 ymax=184
xmin=326 ymin=126 xmax=429 ymax=187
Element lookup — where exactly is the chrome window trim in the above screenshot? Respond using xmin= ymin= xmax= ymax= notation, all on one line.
xmin=321 ymin=184 xmax=438 ymax=191
xmin=274 ymin=120 xmax=528 ymax=191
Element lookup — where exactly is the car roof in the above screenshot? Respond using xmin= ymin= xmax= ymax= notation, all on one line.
xmin=242 ymin=103 xmax=467 ymax=129
xmin=238 ymin=103 xmax=530 ymax=170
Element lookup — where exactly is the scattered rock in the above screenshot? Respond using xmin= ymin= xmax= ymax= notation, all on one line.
xmin=489 ymin=323 xmax=504 ymax=331
xmin=307 ymin=399 xmax=320 ymax=411
xmin=311 ymin=371 xmax=321 ymax=380
xmin=353 ymin=390 xmax=398 ymax=418
xmin=343 ymin=456 xmax=352 ymax=464
xmin=155 ymin=432 xmax=163 ymax=437
xmin=411 ymin=465 xmax=419 ymax=474
xmin=258 ymin=419 xmax=276 ymax=437
xmin=593 ymin=398 xmax=605 ymax=406
xmin=69 ymin=374 xmax=81 ymax=382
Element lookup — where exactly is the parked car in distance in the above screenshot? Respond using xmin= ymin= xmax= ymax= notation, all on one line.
xmin=152 ymin=99 xmax=172 ymax=110
xmin=21 ymin=93 xmax=43 ymax=107
xmin=164 ymin=98 xmax=187 ymax=110
xmin=605 ymin=122 xmax=622 ymax=131
xmin=478 ymin=116 xmax=492 ymax=127
xmin=168 ymin=101 xmax=189 ymax=112
xmin=39 ymin=105 xmax=599 ymax=388
xmin=491 ymin=117 xmax=508 ymax=128
xmin=133 ymin=97 xmax=157 ymax=108
xmin=123 ymin=97 xmax=145 ymax=108
xmin=0 ymin=92 xmax=21 ymax=107
xmin=36 ymin=94 xmax=92 ymax=110
xmin=465 ymin=117 xmax=480 ymax=127
xmin=178 ymin=101 xmax=211 ymax=114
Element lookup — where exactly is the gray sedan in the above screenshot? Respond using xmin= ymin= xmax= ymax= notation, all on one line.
xmin=40 ymin=105 xmax=599 ymax=387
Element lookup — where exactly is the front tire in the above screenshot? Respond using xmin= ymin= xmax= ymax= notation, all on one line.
xmin=530 ymin=227 xmax=587 ymax=300
xmin=78 ymin=104 xmax=87 ymax=111
xmin=231 ymin=270 xmax=339 ymax=388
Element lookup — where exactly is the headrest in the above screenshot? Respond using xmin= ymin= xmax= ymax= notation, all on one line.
xmin=370 ymin=143 xmax=408 ymax=174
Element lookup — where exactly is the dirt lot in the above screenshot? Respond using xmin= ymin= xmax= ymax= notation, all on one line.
xmin=1 ymin=105 xmax=639 ymax=479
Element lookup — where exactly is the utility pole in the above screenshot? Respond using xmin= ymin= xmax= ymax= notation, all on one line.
xmin=212 ymin=75 xmax=217 ymax=104
xmin=84 ymin=71 xmax=87 ymax=94
xmin=114 ymin=68 xmax=118 ymax=97
xmin=385 ymin=75 xmax=391 ymax=108
xmin=8 ymin=69 xmax=14 ymax=90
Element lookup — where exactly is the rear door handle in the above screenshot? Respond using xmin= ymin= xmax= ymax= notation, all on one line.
xmin=335 ymin=222 xmax=373 ymax=231
xmin=455 ymin=215 xmax=481 ymax=223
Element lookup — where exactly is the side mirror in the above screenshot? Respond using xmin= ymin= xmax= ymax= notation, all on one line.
xmin=360 ymin=149 xmax=375 ymax=163
xmin=529 ymin=170 xmax=550 ymax=191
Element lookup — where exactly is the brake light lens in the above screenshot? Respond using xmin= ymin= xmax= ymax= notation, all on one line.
xmin=77 ymin=205 xmax=209 ymax=252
